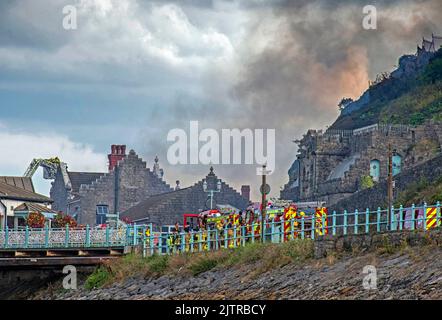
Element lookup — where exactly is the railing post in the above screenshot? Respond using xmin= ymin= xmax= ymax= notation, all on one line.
xmin=354 ymin=209 xmax=358 ymax=235
xmin=365 ymin=208 xmax=369 ymax=234
xmin=198 ymin=230 xmax=202 ymax=252
xmin=45 ymin=224 xmax=49 ymax=248
xmin=390 ymin=205 xmax=395 ymax=231
xmin=301 ymin=216 xmax=305 ymax=240
xmin=242 ymin=225 xmax=246 ymax=247
xmin=437 ymin=201 xmax=441 ymax=228
xmin=291 ymin=218 xmax=295 ymax=240
xmin=311 ymin=215 xmax=315 ymax=240
xmin=180 ymin=232 xmax=185 ymax=253
xmin=399 ymin=205 xmax=403 ymax=231
xmin=251 ymin=223 xmax=255 ymax=244
xmin=5 ymin=226 xmax=9 ymax=249
xmin=166 ymin=233 xmax=170 ymax=255
xmin=271 ymin=219 xmax=275 ymax=243
xmin=321 ymin=214 xmax=325 ymax=236
xmin=233 ymin=225 xmax=237 ymax=248
xmin=411 ymin=204 xmax=416 ymax=231
xmin=215 ymin=229 xmax=219 ymax=250
xmin=105 ymin=225 xmax=110 ymax=246
xmin=25 ymin=226 xmax=29 ymax=248
xmin=281 ymin=216 xmax=285 ymax=243
xmin=133 ymin=223 xmax=137 ymax=246
xmin=423 ymin=202 xmax=427 ymax=231
xmin=190 ymin=231 xmax=194 ymax=253
xmin=65 ymin=225 xmax=69 ymax=248
xmin=332 ymin=211 xmax=336 ymax=236
xmin=207 ymin=228 xmax=211 ymax=251
xmin=86 ymin=225 xmax=91 ymax=247
xmin=376 ymin=207 xmax=381 ymax=232
xmin=150 ymin=224 xmax=154 ymax=256
xmin=224 ymin=225 xmax=228 ymax=249
xmin=343 ymin=210 xmax=348 ymax=236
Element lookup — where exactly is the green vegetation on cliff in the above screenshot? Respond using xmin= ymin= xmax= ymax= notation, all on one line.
xmin=395 ymin=176 xmax=442 ymax=207
xmin=332 ymin=49 xmax=442 ymax=129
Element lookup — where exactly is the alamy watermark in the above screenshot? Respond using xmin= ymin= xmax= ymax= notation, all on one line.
xmin=362 ymin=5 xmax=377 ymax=30
xmin=362 ymin=265 xmax=377 ymax=290
xmin=167 ymin=121 xmax=275 ymax=175
xmin=62 ymin=265 xmax=77 ymax=290
xmin=62 ymin=5 xmax=77 ymax=30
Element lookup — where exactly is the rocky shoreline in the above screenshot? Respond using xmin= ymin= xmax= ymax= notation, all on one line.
xmin=32 ymin=245 xmax=442 ymax=300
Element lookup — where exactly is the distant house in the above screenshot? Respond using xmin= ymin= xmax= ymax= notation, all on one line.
xmin=121 ymin=167 xmax=250 ymax=228
xmin=0 ymin=176 xmax=53 ymax=229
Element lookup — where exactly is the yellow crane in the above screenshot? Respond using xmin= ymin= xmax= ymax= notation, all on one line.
xmin=23 ymin=157 xmax=61 ymax=179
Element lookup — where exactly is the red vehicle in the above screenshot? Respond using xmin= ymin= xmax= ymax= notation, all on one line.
xmin=183 ymin=213 xmax=199 ymax=228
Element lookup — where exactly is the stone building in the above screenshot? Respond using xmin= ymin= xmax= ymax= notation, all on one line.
xmin=281 ymin=121 xmax=442 ymax=205
xmin=51 ymin=145 xmax=250 ymax=227
xmin=50 ymin=145 xmax=173 ymax=226
xmin=121 ymin=167 xmax=250 ymax=227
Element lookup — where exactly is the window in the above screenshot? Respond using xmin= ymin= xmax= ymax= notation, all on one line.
xmin=96 ymin=205 xmax=109 ymax=225
xmin=370 ymin=159 xmax=380 ymax=182
xmin=392 ymin=154 xmax=402 ymax=176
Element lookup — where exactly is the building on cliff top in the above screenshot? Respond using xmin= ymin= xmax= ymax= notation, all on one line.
xmin=50 ymin=145 xmax=250 ymax=227
xmin=341 ymin=34 xmax=441 ymax=117
xmin=280 ymin=121 xmax=442 ymax=206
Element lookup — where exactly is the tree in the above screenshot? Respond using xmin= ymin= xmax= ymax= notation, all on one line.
xmin=26 ymin=212 xmax=45 ymax=228
xmin=360 ymin=175 xmax=375 ymax=190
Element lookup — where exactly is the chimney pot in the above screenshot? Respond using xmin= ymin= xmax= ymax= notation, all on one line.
xmin=108 ymin=144 xmax=127 ymax=171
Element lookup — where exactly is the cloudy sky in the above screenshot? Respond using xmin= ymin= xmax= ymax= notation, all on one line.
xmin=0 ymin=0 xmax=441 ymax=200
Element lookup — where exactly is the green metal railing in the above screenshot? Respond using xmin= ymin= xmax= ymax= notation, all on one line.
xmin=140 ymin=202 xmax=441 ymax=257
xmin=0 ymin=202 xmax=440 ymax=253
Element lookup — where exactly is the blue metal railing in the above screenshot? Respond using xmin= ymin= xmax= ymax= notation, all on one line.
xmin=0 ymin=202 xmax=440 ymax=253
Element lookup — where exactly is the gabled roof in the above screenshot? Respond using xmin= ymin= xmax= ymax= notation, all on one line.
xmin=14 ymin=202 xmax=57 ymax=214
xmin=0 ymin=176 xmax=35 ymax=193
xmin=67 ymin=172 xmax=105 ymax=192
xmin=122 ymin=187 xmax=192 ymax=221
xmin=0 ymin=181 xmax=52 ymax=203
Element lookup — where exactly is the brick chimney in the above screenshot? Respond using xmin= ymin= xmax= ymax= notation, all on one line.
xmin=108 ymin=145 xmax=127 ymax=171
xmin=241 ymin=185 xmax=250 ymax=202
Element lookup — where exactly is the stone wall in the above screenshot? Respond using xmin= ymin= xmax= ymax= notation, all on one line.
xmin=314 ymin=227 xmax=442 ymax=259
xmin=330 ymin=153 xmax=442 ymax=213
xmin=78 ymin=151 xmax=172 ymax=226
xmin=50 ymin=168 xmax=69 ymax=214
xmin=282 ymin=121 xmax=442 ymax=205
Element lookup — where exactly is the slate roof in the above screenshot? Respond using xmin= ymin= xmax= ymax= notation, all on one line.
xmin=122 ymin=187 xmax=192 ymax=221
xmin=0 ymin=181 xmax=52 ymax=203
xmin=67 ymin=172 xmax=105 ymax=192
xmin=0 ymin=176 xmax=35 ymax=193
xmin=14 ymin=202 xmax=57 ymax=214
xmin=121 ymin=169 xmax=250 ymax=226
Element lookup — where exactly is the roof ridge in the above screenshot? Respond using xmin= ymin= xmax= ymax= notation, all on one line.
xmin=0 ymin=180 xmax=52 ymax=202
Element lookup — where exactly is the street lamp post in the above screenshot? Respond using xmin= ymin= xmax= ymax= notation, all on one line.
xmin=203 ymin=178 xmax=222 ymax=210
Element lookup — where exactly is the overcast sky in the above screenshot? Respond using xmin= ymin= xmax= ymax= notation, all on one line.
xmin=0 ymin=0 xmax=441 ymax=201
